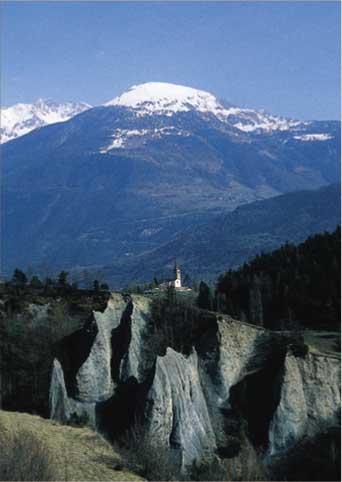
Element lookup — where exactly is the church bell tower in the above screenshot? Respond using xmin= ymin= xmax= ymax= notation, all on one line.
xmin=174 ymin=262 xmax=182 ymax=288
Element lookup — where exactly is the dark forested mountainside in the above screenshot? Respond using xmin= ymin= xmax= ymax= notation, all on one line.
xmin=93 ymin=183 xmax=340 ymax=288
xmin=216 ymin=227 xmax=341 ymax=330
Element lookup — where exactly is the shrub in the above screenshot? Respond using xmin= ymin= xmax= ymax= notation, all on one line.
xmin=114 ymin=422 xmax=181 ymax=481
xmin=11 ymin=268 xmax=28 ymax=289
xmin=227 ymin=438 xmax=266 ymax=481
xmin=68 ymin=412 xmax=91 ymax=428
xmin=0 ymin=423 xmax=55 ymax=481
xmin=188 ymin=454 xmax=227 ymax=481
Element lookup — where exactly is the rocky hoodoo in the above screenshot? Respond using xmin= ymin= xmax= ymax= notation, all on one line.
xmin=49 ymin=293 xmax=341 ymax=479
xmin=268 ymin=350 xmax=341 ymax=454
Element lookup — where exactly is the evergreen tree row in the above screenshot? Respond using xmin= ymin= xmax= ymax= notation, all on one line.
xmin=5 ymin=269 xmax=109 ymax=293
xmin=215 ymin=227 xmax=341 ymax=330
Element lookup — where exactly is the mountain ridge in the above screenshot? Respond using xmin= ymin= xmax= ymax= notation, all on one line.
xmin=104 ymin=82 xmax=305 ymax=133
xmin=0 ymin=98 xmax=91 ymax=143
xmin=95 ymin=183 xmax=341 ymax=287
xmin=2 ymin=82 xmax=335 ymax=145
xmin=2 ymin=83 xmax=340 ymax=278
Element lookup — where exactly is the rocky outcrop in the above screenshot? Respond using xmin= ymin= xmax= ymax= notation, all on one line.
xmin=50 ymin=358 xmax=96 ymax=425
xmin=119 ymin=295 xmax=154 ymax=383
xmin=197 ymin=318 xmax=268 ymax=408
xmin=76 ymin=293 xmax=128 ymax=402
xmin=49 ymin=293 xmax=341 ymax=478
xmin=268 ymin=350 xmax=341 ymax=455
xmin=145 ymin=348 xmax=216 ymax=469
xmin=49 ymin=294 xmax=153 ymax=424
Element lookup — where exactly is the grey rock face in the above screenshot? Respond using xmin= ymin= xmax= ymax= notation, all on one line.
xmin=146 ymin=348 xmax=216 ymax=470
xmin=199 ymin=317 xmax=267 ymax=408
xmin=268 ymin=352 xmax=308 ymax=454
xmin=50 ymin=293 xmax=153 ymax=420
xmin=76 ymin=293 xmax=128 ymax=402
xmin=27 ymin=303 xmax=50 ymax=324
xmin=49 ymin=293 xmax=341 ymax=474
xmin=49 ymin=359 xmax=96 ymax=426
xmin=119 ymin=295 xmax=153 ymax=383
xmin=268 ymin=351 xmax=341 ymax=455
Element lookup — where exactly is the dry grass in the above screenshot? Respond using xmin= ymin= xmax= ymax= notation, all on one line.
xmin=0 ymin=424 xmax=55 ymax=481
xmin=303 ymin=330 xmax=340 ymax=358
xmin=0 ymin=410 xmax=143 ymax=481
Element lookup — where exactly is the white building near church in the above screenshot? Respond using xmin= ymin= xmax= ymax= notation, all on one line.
xmin=150 ymin=262 xmax=184 ymax=292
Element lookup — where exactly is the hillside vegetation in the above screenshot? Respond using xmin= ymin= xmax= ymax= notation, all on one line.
xmin=0 ymin=410 xmax=142 ymax=481
xmin=0 ymin=287 xmax=109 ymax=416
xmin=99 ymin=184 xmax=340 ymax=287
xmin=216 ymin=227 xmax=341 ymax=330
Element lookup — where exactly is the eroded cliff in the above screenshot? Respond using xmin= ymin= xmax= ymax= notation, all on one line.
xmin=49 ymin=293 xmax=340 ymax=480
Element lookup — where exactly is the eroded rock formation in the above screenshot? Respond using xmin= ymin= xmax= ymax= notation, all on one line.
xmin=49 ymin=293 xmax=341 ymax=478
xmin=268 ymin=350 xmax=341 ymax=455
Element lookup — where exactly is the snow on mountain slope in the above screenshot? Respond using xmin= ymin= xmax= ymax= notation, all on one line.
xmin=2 ymin=83 xmax=333 ymax=148
xmin=1 ymin=99 xmax=91 ymax=143
xmin=293 ymin=133 xmax=333 ymax=141
xmin=106 ymin=82 xmax=229 ymax=116
xmin=105 ymin=82 xmax=305 ymax=132
xmin=99 ymin=126 xmax=190 ymax=153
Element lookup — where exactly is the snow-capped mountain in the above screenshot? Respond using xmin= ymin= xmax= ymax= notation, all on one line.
xmin=1 ymin=99 xmax=91 ymax=143
xmin=105 ymin=82 xmax=305 ymax=133
xmin=2 ymin=81 xmax=340 ymax=279
xmin=0 ymin=82 xmax=327 ymax=145
xmin=99 ymin=82 xmax=334 ymax=153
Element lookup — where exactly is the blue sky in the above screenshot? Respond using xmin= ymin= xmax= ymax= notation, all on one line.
xmin=2 ymin=1 xmax=341 ymax=120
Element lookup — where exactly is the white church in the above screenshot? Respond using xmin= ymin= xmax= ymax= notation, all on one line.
xmin=151 ymin=262 xmax=190 ymax=292
xmin=171 ymin=263 xmax=182 ymax=289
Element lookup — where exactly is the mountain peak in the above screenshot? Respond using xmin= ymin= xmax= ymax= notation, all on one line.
xmin=105 ymin=82 xmax=226 ymax=116
xmin=104 ymin=82 xmax=304 ymax=134
xmin=1 ymin=99 xmax=91 ymax=144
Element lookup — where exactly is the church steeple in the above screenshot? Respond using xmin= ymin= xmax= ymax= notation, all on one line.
xmin=174 ymin=261 xmax=182 ymax=288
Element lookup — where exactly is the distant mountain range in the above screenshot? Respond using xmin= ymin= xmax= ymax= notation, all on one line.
xmin=1 ymin=82 xmax=340 ymax=281
xmin=1 ymin=99 xmax=90 ymax=143
xmin=100 ymin=183 xmax=339 ymax=288
xmin=1 ymin=82 xmax=335 ymax=143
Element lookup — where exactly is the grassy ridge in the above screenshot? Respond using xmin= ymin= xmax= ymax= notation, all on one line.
xmin=0 ymin=410 xmax=142 ymax=481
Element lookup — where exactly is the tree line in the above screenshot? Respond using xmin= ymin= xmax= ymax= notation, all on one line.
xmin=4 ymin=268 xmax=109 ymax=293
xmin=214 ymin=227 xmax=340 ymax=330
